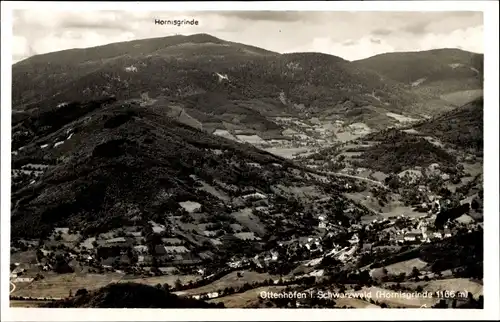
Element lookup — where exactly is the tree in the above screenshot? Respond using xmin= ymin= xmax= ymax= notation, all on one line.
xmin=36 ymin=249 xmax=44 ymax=262
xmin=53 ymin=254 xmax=74 ymax=274
xmin=75 ymin=288 xmax=88 ymax=296
xmin=471 ymin=199 xmax=480 ymax=210
xmin=410 ymin=267 xmax=420 ymax=279
xmin=174 ymin=278 xmax=183 ymax=290
xmin=386 ymin=175 xmax=401 ymax=190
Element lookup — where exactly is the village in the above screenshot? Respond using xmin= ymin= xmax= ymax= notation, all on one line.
xmin=10 ymin=182 xmax=482 ymax=307
xmin=9 ymin=112 xmax=484 ymax=308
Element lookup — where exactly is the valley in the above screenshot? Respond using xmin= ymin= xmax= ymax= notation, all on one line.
xmin=9 ymin=33 xmax=484 ymax=309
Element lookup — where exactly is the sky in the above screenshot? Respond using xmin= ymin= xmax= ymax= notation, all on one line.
xmin=12 ymin=10 xmax=483 ymax=63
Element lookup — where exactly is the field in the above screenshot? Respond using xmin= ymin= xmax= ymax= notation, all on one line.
xmin=10 ymin=300 xmax=53 ymax=308
xmin=231 ymin=208 xmax=267 ymax=236
xmin=174 ymin=270 xmax=280 ymax=296
xmin=10 ymin=273 xmax=200 ymax=299
xmin=264 ymin=147 xmax=314 ymax=159
xmin=208 ymin=286 xmax=289 ymax=308
xmin=386 ymin=113 xmax=419 ymax=123
xmin=11 ymin=273 xmax=124 ymax=298
xmin=440 ymin=89 xmax=483 ymax=107
xmin=120 ymin=274 xmax=201 ymax=287
xmin=371 ymin=258 xmax=429 ymax=277
xmin=345 ymin=191 xmax=426 ymax=222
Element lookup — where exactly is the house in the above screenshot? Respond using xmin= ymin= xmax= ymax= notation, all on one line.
xmin=101 ymin=256 xmax=121 ymax=267
xmin=443 ymin=229 xmax=452 ymax=238
xmin=404 ymin=229 xmax=421 ymax=242
xmin=404 ymin=233 xmax=419 ymax=242
xmin=252 ymin=256 xmax=265 ymax=268
xmin=149 ymin=221 xmax=167 ymax=234
xmin=255 ymin=206 xmax=270 ymax=214
xmin=298 ymin=236 xmax=321 ymax=246
xmin=432 ymin=232 xmax=443 ymax=239
xmin=206 ymin=291 xmax=219 ymax=299
xmin=228 ymin=260 xmax=242 ymax=268
xmin=337 ymin=246 xmax=357 ymax=262
xmin=137 ymin=255 xmax=153 ymax=265
xmin=203 ymin=230 xmax=218 ymax=237
xmin=54 ymin=227 xmax=70 ymax=235
xmin=395 ymin=235 xmax=405 ymax=244
xmin=348 ymin=234 xmax=360 ymax=244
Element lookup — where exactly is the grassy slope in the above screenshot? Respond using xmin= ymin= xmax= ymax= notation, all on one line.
xmin=353 ymin=48 xmax=483 ymax=84
xmin=355 ymin=129 xmax=456 ymax=173
xmin=10 ymin=99 xmax=297 ymax=239
xmin=44 ymin=282 xmax=221 ymax=308
xmin=412 ymin=97 xmax=483 ymax=152
xmin=12 ymin=34 xmax=419 ymax=121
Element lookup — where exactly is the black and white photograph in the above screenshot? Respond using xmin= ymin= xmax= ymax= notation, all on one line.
xmin=1 ymin=1 xmax=499 ymax=321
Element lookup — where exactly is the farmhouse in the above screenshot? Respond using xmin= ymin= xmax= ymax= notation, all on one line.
xmin=404 ymin=230 xmax=421 ymax=242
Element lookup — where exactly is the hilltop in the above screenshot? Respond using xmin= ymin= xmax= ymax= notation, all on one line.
xmin=353 ymin=49 xmax=483 ymax=114
xmin=11 ymin=97 xmax=371 ymax=241
xmin=12 ymin=33 xmax=424 ymax=136
xmin=411 ymin=97 xmax=483 ymax=152
xmin=353 ymin=48 xmax=483 ymax=86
